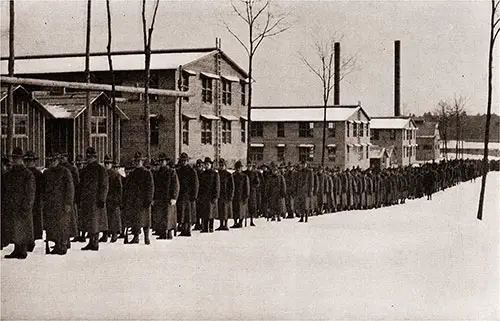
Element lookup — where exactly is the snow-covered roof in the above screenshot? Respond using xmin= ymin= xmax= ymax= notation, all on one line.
xmin=251 ymin=106 xmax=369 ymax=122
xmin=370 ymin=117 xmax=417 ymax=129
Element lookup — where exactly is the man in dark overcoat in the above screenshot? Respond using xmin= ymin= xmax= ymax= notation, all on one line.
xmin=232 ymin=161 xmax=250 ymax=228
xmin=153 ymin=154 xmax=180 ymax=240
xmin=193 ymin=159 xmax=204 ymax=231
xmin=78 ymin=147 xmax=108 ymax=251
xmin=197 ymin=157 xmax=220 ymax=233
xmin=2 ymin=148 xmax=36 ymax=259
xmin=216 ymin=158 xmax=234 ymax=231
xmin=284 ymin=163 xmax=297 ymax=219
xmin=243 ymin=162 xmax=260 ymax=226
xmin=176 ymin=152 xmax=198 ymax=237
xmin=24 ymin=151 xmax=44 ymax=252
xmin=295 ymin=160 xmax=314 ymax=223
xmin=59 ymin=153 xmax=80 ymax=244
xmin=316 ymin=167 xmax=327 ymax=215
xmin=265 ymin=164 xmax=286 ymax=222
xmin=123 ymin=152 xmax=154 ymax=244
xmin=102 ymin=155 xmax=123 ymax=243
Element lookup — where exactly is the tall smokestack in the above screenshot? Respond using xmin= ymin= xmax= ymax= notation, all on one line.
xmin=334 ymin=42 xmax=340 ymax=105
xmin=394 ymin=40 xmax=401 ymax=116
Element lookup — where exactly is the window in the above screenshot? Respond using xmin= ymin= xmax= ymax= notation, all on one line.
xmin=222 ymin=119 xmax=232 ymax=144
xmin=240 ymin=82 xmax=246 ymax=106
xmin=14 ymin=116 xmax=27 ymax=135
xmin=409 ymin=145 xmax=413 ymax=158
xmin=390 ymin=129 xmax=396 ymax=140
xmin=201 ymin=77 xmax=213 ymax=103
xmin=201 ymin=119 xmax=212 ymax=144
xmin=358 ymin=146 xmax=363 ymax=161
xmin=1 ymin=116 xmax=7 ymax=136
xmin=91 ymin=103 xmax=107 ymax=135
xmin=182 ymin=118 xmax=189 ymax=145
xmin=359 ymin=123 xmax=364 ymax=137
xmin=366 ymin=145 xmax=369 ymax=159
xmin=277 ymin=146 xmax=285 ymax=162
xmin=346 ymin=145 xmax=350 ymax=161
xmin=181 ymin=73 xmax=189 ymax=102
xmin=299 ymin=122 xmax=314 ymax=137
xmin=150 ymin=116 xmax=159 ymax=146
xmin=249 ymin=147 xmax=263 ymax=162
xmin=328 ymin=122 xmax=336 ymax=137
xmin=327 ymin=146 xmax=337 ymax=161
xmin=298 ymin=146 xmax=314 ymax=162
xmin=353 ymin=123 xmax=358 ymax=137
xmin=277 ymin=122 xmax=285 ymax=137
xmin=250 ymin=122 xmax=263 ymax=137
xmin=240 ymin=119 xmax=246 ymax=143
xmin=222 ymin=80 xmax=232 ymax=105
xmin=372 ymin=129 xmax=379 ymax=140
xmin=346 ymin=122 xmax=350 ymax=137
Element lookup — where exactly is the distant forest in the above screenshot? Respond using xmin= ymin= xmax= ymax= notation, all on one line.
xmin=420 ymin=112 xmax=500 ymax=142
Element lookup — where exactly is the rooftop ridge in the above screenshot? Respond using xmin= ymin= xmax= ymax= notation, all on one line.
xmin=252 ymin=105 xmax=360 ymax=109
xmin=0 ymin=47 xmax=218 ymax=61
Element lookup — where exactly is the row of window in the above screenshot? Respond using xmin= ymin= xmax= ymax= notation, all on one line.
xmin=404 ymin=146 xmax=416 ymax=158
xmin=250 ymin=121 xmax=370 ymax=138
xmin=151 ymin=117 xmax=247 ymax=146
xmin=371 ymin=129 xmax=416 ymax=141
xmin=249 ymin=144 xmax=370 ymax=163
xmin=196 ymin=75 xmax=246 ymax=106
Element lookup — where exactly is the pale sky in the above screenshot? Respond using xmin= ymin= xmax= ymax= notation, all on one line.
xmin=1 ymin=0 xmax=498 ymax=117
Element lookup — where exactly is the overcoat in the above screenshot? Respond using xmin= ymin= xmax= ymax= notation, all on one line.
xmin=197 ymin=168 xmax=220 ymax=220
xmin=106 ymin=168 xmax=123 ymax=233
xmin=79 ymin=161 xmax=109 ymax=234
xmin=316 ymin=172 xmax=328 ymax=204
xmin=153 ymin=166 xmax=179 ymax=230
xmin=217 ymin=169 xmax=234 ymax=220
xmin=232 ymin=171 xmax=250 ymax=220
xmin=61 ymin=161 xmax=79 ymax=235
xmin=265 ymin=172 xmax=286 ymax=215
xmin=243 ymin=169 xmax=260 ymax=217
xmin=284 ymin=169 xmax=296 ymax=215
xmin=27 ymin=166 xmax=44 ymax=240
xmin=43 ymin=165 xmax=75 ymax=241
xmin=123 ymin=166 xmax=154 ymax=230
xmin=1 ymin=164 xmax=36 ymax=245
xmin=176 ymin=164 xmax=198 ymax=225
xmin=295 ymin=167 xmax=314 ymax=212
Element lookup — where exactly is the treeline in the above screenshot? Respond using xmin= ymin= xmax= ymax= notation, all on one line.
xmin=420 ymin=112 xmax=500 ymax=142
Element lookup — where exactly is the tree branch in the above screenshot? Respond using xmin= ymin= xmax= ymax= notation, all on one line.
xmin=224 ymin=21 xmax=250 ymax=55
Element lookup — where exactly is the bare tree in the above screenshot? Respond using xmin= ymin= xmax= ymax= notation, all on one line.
xmin=142 ymin=0 xmax=160 ymax=162
xmin=223 ymin=0 xmax=289 ymax=161
xmin=298 ymin=35 xmax=356 ymax=165
xmin=449 ymin=96 xmax=468 ymax=159
xmin=106 ymin=0 xmax=118 ymax=162
xmin=436 ymin=100 xmax=450 ymax=159
xmin=478 ymin=0 xmax=500 ymax=220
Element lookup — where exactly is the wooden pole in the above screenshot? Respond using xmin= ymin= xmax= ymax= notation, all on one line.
xmin=6 ymin=0 xmax=15 ymax=154
xmin=1 ymin=76 xmax=192 ymax=97
xmin=85 ymin=0 xmax=92 ymax=151
xmin=106 ymin=0 xmax=118 ymax=163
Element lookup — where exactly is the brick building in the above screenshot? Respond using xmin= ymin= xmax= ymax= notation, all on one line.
xmin=1 ymin=47 xmax=248 ymax=166
xmin=414 ymin=119 xmax=440 ymax=162
xmin=370 ymin=117 xmax=418 ymax=167
xmin=249 ymin=105 xmax=371 ymax=169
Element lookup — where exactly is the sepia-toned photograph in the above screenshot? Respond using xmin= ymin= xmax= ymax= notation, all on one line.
xmin=1 ymin=0 xmax=499 ymax=320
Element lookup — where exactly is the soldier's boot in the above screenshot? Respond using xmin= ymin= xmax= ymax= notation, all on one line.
xmin=99 ymin=232 xmax=108 ymax=243
xmin=209 ymin=219 xmax=214 ymax=233
xmin=298 ymin=215 xmax=304 ymax=223
xmin=79 ymin=232 xmax=87 ymax=243
xmin=200 ymin=219 xmax=209 ymax=233
xmin=180 ymin=223 xmax=191 ymax=236
xmin=123 ymin=229 xmax=129 ymax=244
xmin=250 ymin=217 xmax=256 ymax=227
xmin=157 ymin=230 xmax=167 ymax=239
xmin=129 ymin=234 xmax=140 ymax=244
xmin=305 ymin=212 xmax=309 ymax=223
xmin=167 ymin=229 xmax=173 ymax=239
xmin=193 ymin=219 xmax=202 ymax=231
xmin=4 ymin=244 xmax=22 ymax=259
xmin=27 ymin=242 xmax=35 ymax=252
xmin=82 ymin=234 xmax=99 ymax=251
xmin=215 ymin=220 xmax=225 ymax=231
xmin=222 ymin=220 xmax=230 ymax=231
xmin=230 ymin=220 xmax=238 ymax=228
xmin=110 ymin=233 xmax=119 ymax=243
xmin=143 ymin=228 xmax=150 ymax=245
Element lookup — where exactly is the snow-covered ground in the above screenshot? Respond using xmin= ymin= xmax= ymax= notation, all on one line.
xmin=2 ymin=174 xmax=499 ymax=320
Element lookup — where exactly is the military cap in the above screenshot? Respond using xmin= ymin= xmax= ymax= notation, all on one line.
xmin=219 ymin=158 xmax=226 ymax=165
xmin=133 ymin=151 xmax=146 ymax=160
xmin=86 ymin=147 xmax=97 ymax=156
xmin=179 ymin=152 xmax=190 ymax=161
xmin=234 ymin=160 xmax=243 ymax=169
xmin=75 ymin=154 xmax=84 ymax=162
xmin=10 ymin=147 xmax=24 ymax=159
xmin=157 ymin=152 xmax=168 ymax=161
xmin=196 ymin=159 xmax=203 ymax=165
xmin=23 ymin=151 xmax=38 ymax=161
xmin=204 ymin=157 xmax=213 ymax=164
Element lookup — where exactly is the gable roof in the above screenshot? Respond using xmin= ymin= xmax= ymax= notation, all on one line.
xmin=251 ymin=105 xmax=370 ymax=122
xmin=370 ymin=117 xmax=417 ymax=129
xmin=369 ymin=145 xmax=386 ymax=159
xmin=416 ymin=121 xmax=439 ymax=137
xmin=34 ymin=92 xmax=128 ymax=120
xmin=0 ymin=48 xmax=248 ymax=78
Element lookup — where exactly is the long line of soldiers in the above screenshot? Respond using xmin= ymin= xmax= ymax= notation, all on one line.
xmin=1 ymin=146 xmax=495 ymax=259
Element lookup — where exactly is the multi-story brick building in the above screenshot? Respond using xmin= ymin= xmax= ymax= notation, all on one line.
xmin=370 ymin=117 xmax=418 ymax=167
xmin=414 ymin=119 xmax=440 ymax=162
xmin=1 ymin=47 xmax=249 ymax=166
xmin=249 ymin=105 xmax=371 ymax=169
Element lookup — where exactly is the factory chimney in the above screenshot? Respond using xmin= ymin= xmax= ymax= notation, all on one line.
xmin=394 ymin=40 xmax=401 ymax=116
xmin=334 ymin=42 xmax=340 ymax=105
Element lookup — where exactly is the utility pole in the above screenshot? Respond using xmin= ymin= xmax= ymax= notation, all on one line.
xmin=85 ymin=0 xmax=92 ymax=152
xmin=6 ymin=0 xmax=15 ymax=155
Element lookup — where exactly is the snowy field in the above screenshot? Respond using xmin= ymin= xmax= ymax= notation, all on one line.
xmin=2 ymin=174 xmax=499 ymax=320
